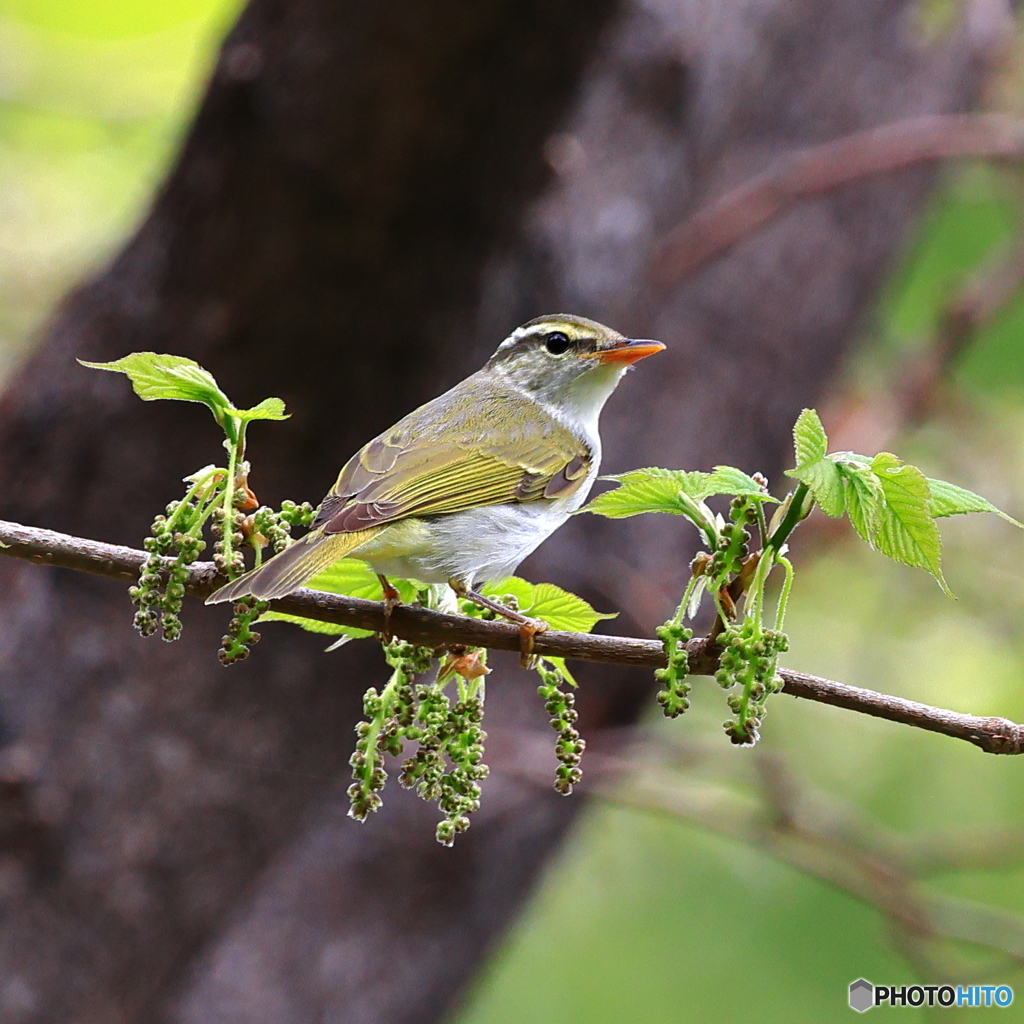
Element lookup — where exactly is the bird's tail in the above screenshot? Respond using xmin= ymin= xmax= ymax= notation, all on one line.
xmin=205 ymin=528 xmax=382 ymax=604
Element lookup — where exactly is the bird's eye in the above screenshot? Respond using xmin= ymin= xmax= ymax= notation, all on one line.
xmin=545 ymin=331 xmax=571 ymax=355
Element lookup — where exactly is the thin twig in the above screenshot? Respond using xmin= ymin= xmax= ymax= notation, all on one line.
xmin=651 ymin=113 xmax=1024 ymax=287
xmin=1 ymin=518 xmax=1022 ymax=755
xmin=494 ymin=729 xmax=1024 ymax=971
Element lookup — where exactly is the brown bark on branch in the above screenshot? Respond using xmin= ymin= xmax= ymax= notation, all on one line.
xmin=3 ymin=518 xmax=1020 ymax=756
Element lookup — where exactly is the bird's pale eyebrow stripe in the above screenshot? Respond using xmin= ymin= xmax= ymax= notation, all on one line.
xmin=496 ymin=325 xmax=533 ymax=351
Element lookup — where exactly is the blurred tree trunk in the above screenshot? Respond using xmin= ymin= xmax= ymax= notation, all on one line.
xmin=0 ymin=0 xmax=1000 ymax=1021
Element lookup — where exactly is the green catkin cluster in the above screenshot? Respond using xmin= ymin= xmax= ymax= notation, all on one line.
xmin=279 ymin=499 xmax=316 ymax=529
xmin=218 ymin=597 xmax=268 ymax=665
xmin=251 ymin=506 xmax=292 ymax=554
xmin=161 ymin=534 xmax=205 ymax=642
xmin=251 ymin=501 xmax=317 ymax=555
xmin=349 ymin=640 xmax=492 ymax=845
xmin=536 ymin=660 xmax=585 ymax=795
xmin=347 ymin=638 xmax=491 ymax=845
xmin=132 ymin=472 xmax=317 ymax=657
xmin=430 ymin=690 xmax=488 ymax=846
xmin=460 ymin=594 xmax=589 ymax=797
xmin=129 ymin=503 xmax=208 ymax=640
xmin=707 ymin=496 xmax=757 ymax=591
xmin=212 ymin=505 xmax=246 ymax=577
xmin=716 ymin=620 xmax=789 ymax=745
xmin=654 ymin=621 xmax=693 ymax=717
xmin=397 ymin=683 xmax=449 ymax=800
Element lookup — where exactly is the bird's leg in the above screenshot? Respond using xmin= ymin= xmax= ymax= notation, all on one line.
xmin=377 ymin=573 xmax=402 ymax=641
xmin=448 ymin=578 xmax=547 ymax=667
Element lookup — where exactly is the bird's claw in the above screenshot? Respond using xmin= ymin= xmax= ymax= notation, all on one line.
xmin=377 ymin=574 xmax=402 ymax=642
xmin=518 ymin=617 xmax=547 ymax=669
xmin=448 ymin=579 xmax=549 ymax=666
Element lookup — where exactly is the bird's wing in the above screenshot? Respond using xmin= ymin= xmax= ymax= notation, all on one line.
xmin=313 ymin=385 xmax=592 ymax=535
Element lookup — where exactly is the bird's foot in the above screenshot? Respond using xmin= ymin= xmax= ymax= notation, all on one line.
xmin=377 ymin=574 xmax=402 ymax=641
xmin=514 ymin=617 xmax=547 ymax=669
xmin=449 ymin=579 xmax=547 ymax=667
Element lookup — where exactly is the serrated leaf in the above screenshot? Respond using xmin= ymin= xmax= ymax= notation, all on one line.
xmin=926 ymin=477 xmax=1023 ymax=527
xmin=784 ymin=410 xmax=845 ymax=516
xmin=580 ymin=468 xmax=711 ymax=518
xmin=870 ymin=453 xmax=949 ymax=594
xmin=79 ymin=353 xmax=231 ymax=418
xmin=481 ymin=577 xmax=615 ymax=633
xmin=529 ymin=582 xmax=617 ymax=633
xmin=237 ymin=397 xmax=289 ymax=422
xmin=834 ymin=459 xmax=883 ymax=545
xmin=792 ymin=408 xmax=828 ymax=468
xmin=703 ymin=466 xmax=777 ymax=502
xmin=581 ymin=465 xmax=774 ymax=521
xmin=789 ymin=458 xmax=845 ymax=517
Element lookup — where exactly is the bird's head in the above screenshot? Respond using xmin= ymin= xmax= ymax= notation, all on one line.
xmin=484 ymin=314 xmax=664 ymax=412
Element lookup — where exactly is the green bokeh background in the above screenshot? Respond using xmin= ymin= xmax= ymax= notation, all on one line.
xmin=3 ymin=3 xmax=1024 ymax=1021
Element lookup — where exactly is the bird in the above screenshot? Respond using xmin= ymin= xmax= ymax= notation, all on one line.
xmin=206 ymin=314 xmax=664 ymax=630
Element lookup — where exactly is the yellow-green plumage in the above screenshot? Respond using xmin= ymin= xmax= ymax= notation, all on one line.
xmin=207 ymin=314 xmax=663 ymax=605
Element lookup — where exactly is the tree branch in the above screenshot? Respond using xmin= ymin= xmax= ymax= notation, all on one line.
xmin=651 ymin=113 xmax=1024 ymax=287
xmin=1 ymin=518 xmax=1021 ymax=756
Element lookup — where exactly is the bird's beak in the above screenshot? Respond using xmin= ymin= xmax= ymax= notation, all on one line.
xmin=588 ymin=338 xmax=666 ymax=365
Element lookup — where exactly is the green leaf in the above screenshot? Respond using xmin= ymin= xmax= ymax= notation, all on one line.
xmin=237 ymin=397 xmax=289 ymax=422
xmin=703 ymin=466 xmax=777 ymax=502
xmin=789 ymin=458 xmax=845 ymax=517
xmin=259 ymin=609 xmax=371 ymax=641
xmin=870 ymin=453 xmax=949 ymax=594
xmin=926 ymin=477 xmax=1023 ymax=527
xmin=784 ymin=410 xmax=845 ymax=516
xmin=481 ymin=577 xmax=616 ymax=633
xmin=79 ymin=353 xmax=232 ymax=419
xmin=529 ymin=582 xmax=617 ymax=633
xmin=834 ymin=459 xmax=883 ymax=545
xmin=479 ymin=575 xmax=537 ymax=609
xmin=258 ymin=558 xmax=418 ymax=644
xmin=580 ymin=468 xmax=712 ymax=518
xmin=307 ymin=559 xmax=420 ymax=604
xmin=581 ymin=465 xmax=774 ymax=521
xmin=791 ymin=408 xmax=828 ymax=468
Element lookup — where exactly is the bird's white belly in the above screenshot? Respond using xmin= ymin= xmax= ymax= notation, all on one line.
xmin=352 ymin=498 xmax=579 ymax=586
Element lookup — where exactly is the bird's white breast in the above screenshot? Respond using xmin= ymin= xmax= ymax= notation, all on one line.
xmin=353 ymin=483 xmax=593 ymax=587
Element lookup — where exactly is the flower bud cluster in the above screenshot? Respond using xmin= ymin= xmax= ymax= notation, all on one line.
xmin=707 ymin=496 xmax=757 ymax=591
xmin=654 ymin=621 xmax=693 ymax=718
xmin=349 ymin=686 xmax=389 ymax=821
xmin=431 ymin=693 xmax=487 ymax=846
xmin=278 ymin=500 xmax=316 ymax=529
xmin=218 ymin=597 xmax=268 ymax=665
xmin=211 ymin=505 xmax=246 ymax=577
xmin=715 ymin=619 xmax=788 ymax=745
xmin=347 ymin=641 xmax=491 ymax=845
xmin=536 ymin=660 xmax=585 ymax=795
xmin=129 ymin=503 xmax=206 ymax=641
xmin=251 ymin=501 xmax=317 ymax=555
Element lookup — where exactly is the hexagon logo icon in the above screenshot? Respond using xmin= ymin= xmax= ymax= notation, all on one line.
xmin=849 ymin=979 xmax=874 ymax=1013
